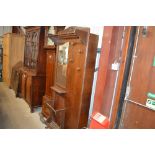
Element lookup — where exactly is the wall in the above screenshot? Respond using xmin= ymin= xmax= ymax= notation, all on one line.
xmin=0 ymin=26 xmax=12 ymax=45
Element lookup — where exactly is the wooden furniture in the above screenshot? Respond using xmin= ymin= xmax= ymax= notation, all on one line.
xmin=2 ymin=33 xmax=25 ymax=86
xmin=10 ymin=61 xmax=23 ymax=96
xmin=44 ymin=27 xmax=98 ymax=128
xmin=20 ymin=26 xmax=46 ymax=112
xmin=0 ymin=45 xmax=2 ymax=81
xmin=91 ymin=27 xmax=137 ymax=128
xmin=119 ymin=26 xmax=155 ymax=128
xmin=42 ymin=26 xmax=65 ymax=118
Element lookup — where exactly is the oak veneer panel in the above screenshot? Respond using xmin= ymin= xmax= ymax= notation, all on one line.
xmin=2 ymin=33 xmax=25 ymax=86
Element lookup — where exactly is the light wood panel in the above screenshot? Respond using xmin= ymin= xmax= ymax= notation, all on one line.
xmin=2 ymin=33 xmax=25 ymax=86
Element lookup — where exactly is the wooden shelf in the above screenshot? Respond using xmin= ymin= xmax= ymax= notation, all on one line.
xmin=51 ymin=85 xmax=66 ymax=94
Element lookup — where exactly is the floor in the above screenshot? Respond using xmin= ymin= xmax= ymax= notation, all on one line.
xmin=0 ymin=82 xmax=46 ymax=129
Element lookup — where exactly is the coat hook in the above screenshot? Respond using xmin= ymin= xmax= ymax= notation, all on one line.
xmin=142 ymin=26 xmax=148 ymax=37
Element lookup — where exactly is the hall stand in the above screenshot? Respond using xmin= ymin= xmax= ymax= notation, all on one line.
xmin=43 ymin=27 xmax=98 ymax=129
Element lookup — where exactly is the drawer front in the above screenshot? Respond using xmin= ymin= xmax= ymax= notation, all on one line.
xmin=31 ymin=76 xmax=45 ymax=107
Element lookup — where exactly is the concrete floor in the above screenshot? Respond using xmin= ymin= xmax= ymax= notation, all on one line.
xmin=0 ymin=82 xmax=46 ymax=129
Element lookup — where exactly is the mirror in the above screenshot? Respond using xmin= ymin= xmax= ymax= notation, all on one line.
xmin=47 ymin=26 xmax=55 ymax=46
xmin=58 ymin=42 xmax=69 ymax=65
xmin=55 ymin=42 xmax=69 ymax=88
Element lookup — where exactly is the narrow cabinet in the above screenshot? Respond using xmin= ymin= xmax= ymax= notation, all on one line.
xmin=42 ymin=26 xmax=65 ymax=118
xmin=20 ymin=26 xmax=46 ymax=112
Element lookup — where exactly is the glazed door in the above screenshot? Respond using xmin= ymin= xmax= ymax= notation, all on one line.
xmin=119 ymin=27 xmax=155 ymax=128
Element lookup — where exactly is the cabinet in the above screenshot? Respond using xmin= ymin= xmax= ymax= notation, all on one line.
xmin=2 ymin=33 xmax=25 ymax=86
xmin=42 ymin=49 xmax=56 ymax=117
xmin=0 ymin=45 xmax=2 ymax=81
xmin=42 ymin=26 xmax=65 ymax=118
xmin=44 ymin=27 xmax=98 ymax=128
xmin=20 ymin=26 xmax=46 ymax=112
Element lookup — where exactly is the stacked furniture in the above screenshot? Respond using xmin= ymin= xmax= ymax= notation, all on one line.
xmin=44 ymin=27 xmax=98 ymax=128
xmin=2 ymin=33 xmax=25 ymax=86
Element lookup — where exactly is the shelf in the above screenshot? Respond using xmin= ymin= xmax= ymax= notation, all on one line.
xmin=46 ymin=100 xmax=65 ymax=114
xmin=51 ymin=85 xmax=66 ymax=94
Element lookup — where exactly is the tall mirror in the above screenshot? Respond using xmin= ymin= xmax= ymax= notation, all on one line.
xmin=55 ymin=42 xmax=69 ymax=88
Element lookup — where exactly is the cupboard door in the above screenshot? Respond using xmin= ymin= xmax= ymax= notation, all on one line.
xmin=120 ymin=27 xmax=155 ymax=128
xmin=24 ymin=32 xmax=32 ymax=67
xmin=24 ymin=30 xmax=40 ymax=69
xmin=32 ymin=76 xmax=45 ymax=107
xmin=45 ymin=51 xmax=55 ymax=97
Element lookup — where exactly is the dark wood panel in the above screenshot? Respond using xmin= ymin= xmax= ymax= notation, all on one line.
xmin=120 ymin=26 xmax=155 ymax=128
xmin=128 ymin=27 xmax=155 ymax=104
xmin=45 ymin=50 xmax=56 ymax=97
xmin=120 ymin=101 xmax=155 ymax=128
xmin=31 ymin=76 xmax=46 ymax=107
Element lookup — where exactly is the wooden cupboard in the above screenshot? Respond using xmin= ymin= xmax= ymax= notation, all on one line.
xmin=44 ymin=27 xmax=98 ymax=128
xmin=0 ymin=45 xmax=2 ymax=81
xmin=20 ymin=26 xmax=46 ymax=112
xmin=2 ymin=33 xmax=25 ymax=86
xmin=42 ymin=48 xmax=56 ymax=117
xmin=42 ymin=26 xmax=65 ymax=118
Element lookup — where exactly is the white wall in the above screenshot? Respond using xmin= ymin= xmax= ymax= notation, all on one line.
xmin=90 ymin=26 xmax=103 ymax=48
xmin=0 ymin=26 xmax=12 ymax=36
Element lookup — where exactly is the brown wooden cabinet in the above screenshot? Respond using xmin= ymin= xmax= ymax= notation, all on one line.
xmin=20 ymin=26 xmax=46 ymax=112
xmin=2 ymin=33 xmax=25 ymax=86
xmin=42 ymin=26 xmax=65 ymax=118
xmin=0 ymin=45 xmax=3 ymax=81
xmin=44 ymin=27 xmax=98 ymax=128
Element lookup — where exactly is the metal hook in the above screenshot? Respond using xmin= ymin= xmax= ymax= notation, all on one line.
xmin=142 ymin=26 xmax=148 ymax=37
